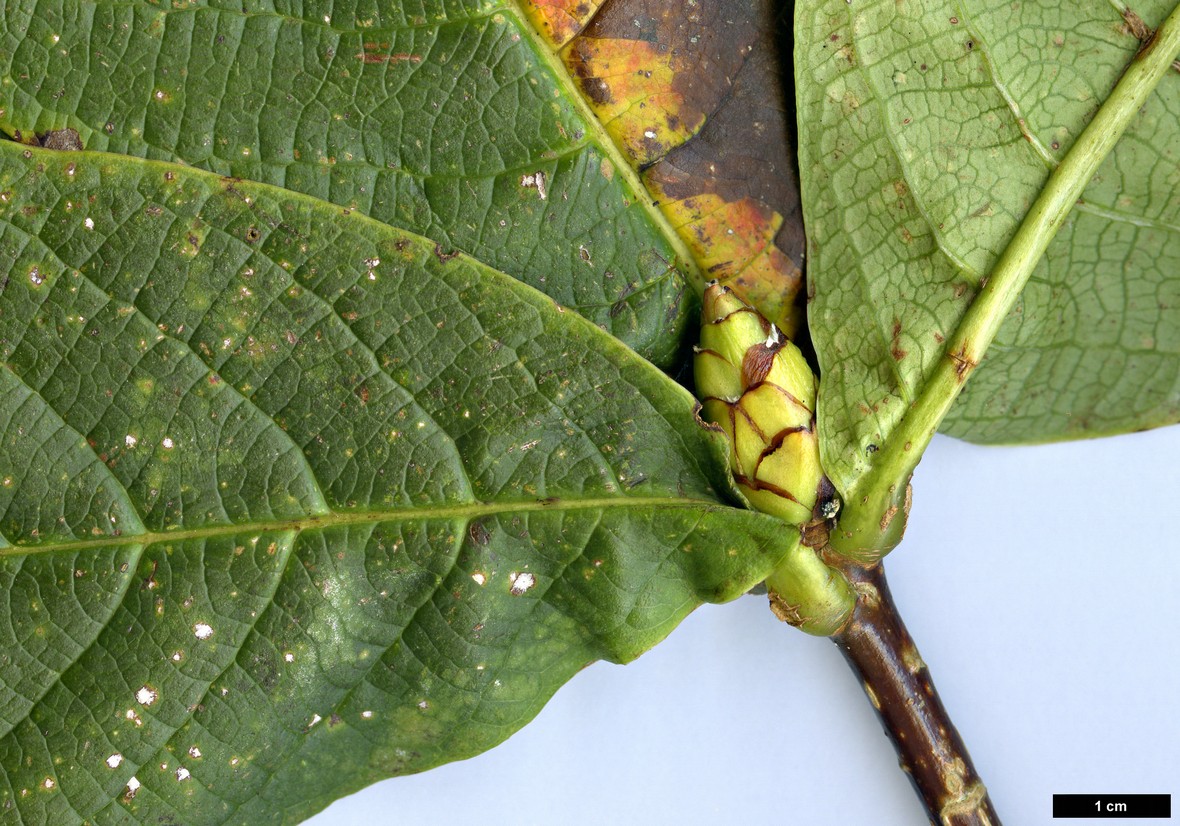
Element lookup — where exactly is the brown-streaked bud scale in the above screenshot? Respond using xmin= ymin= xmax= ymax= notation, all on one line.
xmin=694 ymin=282 xmax=852 ymax=636
xmin=694 ymin=283 xmax=834 ymax=527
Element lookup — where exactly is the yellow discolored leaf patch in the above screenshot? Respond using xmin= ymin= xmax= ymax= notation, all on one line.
xmin=563 ymin=37 xmax=703 ymax=167
xmin=651 ymin=186 xmax=803 ymax=337
xmin=520 ymin=0 xmax=607 ymax=48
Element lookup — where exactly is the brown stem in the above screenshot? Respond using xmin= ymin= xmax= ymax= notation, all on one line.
xmin=831 ymin=562 xmax=1001 ymax=826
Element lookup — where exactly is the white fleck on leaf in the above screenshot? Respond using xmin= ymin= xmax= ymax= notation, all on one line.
xmin=520 ymin=171 xmax=548 ymax=200
xmin=508 ymin=572 xmax=536 ymax=596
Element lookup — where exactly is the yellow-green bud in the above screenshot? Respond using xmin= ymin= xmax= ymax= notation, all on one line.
xmin=694 ymin=283 xmax=835 ymax=527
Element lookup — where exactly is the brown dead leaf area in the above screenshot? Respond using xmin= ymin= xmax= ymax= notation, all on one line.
xmin=522 ymin=0 xmax=808 ymax=336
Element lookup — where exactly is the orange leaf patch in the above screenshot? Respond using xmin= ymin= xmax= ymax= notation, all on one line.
xmin=520 ymin=0 xmax=607 ymax=48
xmin=651 ymin=186 xmax=803 ymax=337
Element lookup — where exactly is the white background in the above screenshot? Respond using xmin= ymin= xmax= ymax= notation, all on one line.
xmin=309 ymin=427 xmax=1179 ymax=825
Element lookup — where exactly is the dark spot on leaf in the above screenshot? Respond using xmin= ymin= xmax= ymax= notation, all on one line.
xmin=140 ymin=559 xmax=159 ymax=591
xmin=38 ymin=128 xmax=83 ymax=151
xmin=890 ymin=318 xmax=907 ymax=360
xmin=664 ymin=286 xmax=684 ymax=325
xmin=433 ymin=244 xmax=459 ymax=262
xmin=468 ymin=521 xmax=490 ymax=546
xmin=251 ymin=649 xmax=280 ymax=693
xmin=567 ymin=41 xmax=613 ymax=104
xmin=1121 ymin=7 xmax=1152 ymax=41
xmin=245 ymin=227 xmax=261 ymax=243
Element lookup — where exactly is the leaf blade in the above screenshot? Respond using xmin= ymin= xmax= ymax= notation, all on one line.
xmin=941 ymin=0 xmax=1180 ymax=443
xmin=0 ymin=0 xmax=693 ymax=365
xmin=0 ymin=142 xmax=791 ymax=823
xmin=797 ymin=0 xmax=1180 ymax=498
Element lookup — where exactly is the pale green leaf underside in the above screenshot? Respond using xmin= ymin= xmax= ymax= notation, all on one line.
xmin=798 ymin=0 xmax=1180 ymax=488
xmin=0 ymin=0 xmax=692 ymax=366
xmin=0 ymin=143 xmax=792 ymax=824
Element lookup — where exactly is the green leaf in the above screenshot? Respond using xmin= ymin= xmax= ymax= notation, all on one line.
xmin=0 ymin=0 xmax=695 ymax=366
xmin=796 ymin=0 xmax=1180 ymax=489
xmin=0 ymin=142 xmax=792 ymax=823
xmin=942 ymin=1 xmax=1180 ymax=444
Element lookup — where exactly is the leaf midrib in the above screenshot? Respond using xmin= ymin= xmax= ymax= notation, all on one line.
xmin=0 ymin=495 xmax=728 ymax=559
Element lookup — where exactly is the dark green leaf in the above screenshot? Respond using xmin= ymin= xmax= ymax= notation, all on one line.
xmin=0 ymin=142 xmax=792 ymax=823
xmin=0 ymin=0 xmax=693 ymax=366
